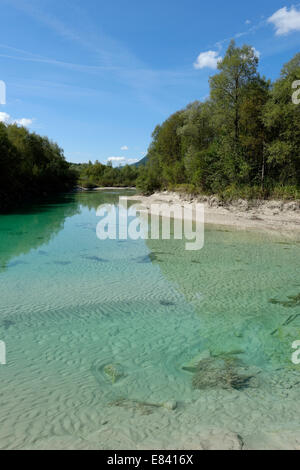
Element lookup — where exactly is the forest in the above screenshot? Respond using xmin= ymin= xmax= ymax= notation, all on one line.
xmin=72 ymin=161 xmax=138 ymax=189
xmin=1 ymin=41 xmax=299 ymax=211
xmin=0 ymin=123 xmax=76 ymax=211
xmin=136 ymin=41 xmax=300 ymax=200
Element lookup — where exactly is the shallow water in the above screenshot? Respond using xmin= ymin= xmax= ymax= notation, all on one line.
xmin=0 ymin=190 xmax=300 ymax=450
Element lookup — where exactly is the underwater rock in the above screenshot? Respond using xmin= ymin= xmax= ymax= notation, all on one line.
xmin=162 ymin=400 xmax=177 ymax=411
xmin=269 ymin=293 xmax=300 ymax=308
xmin=234 ymin=331 xmax=244 ymax=338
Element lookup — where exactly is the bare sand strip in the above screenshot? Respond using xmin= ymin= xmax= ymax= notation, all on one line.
xmin=127 ymin=191 xmax=300 ymax=237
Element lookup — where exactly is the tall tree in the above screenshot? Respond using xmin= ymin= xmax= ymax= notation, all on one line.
xmin=263 ymin=53 xmax=300 ymax=187
xmin=210 ymin=40 xmax=259 ymax=143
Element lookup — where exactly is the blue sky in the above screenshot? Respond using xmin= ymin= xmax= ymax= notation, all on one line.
xmin=0 ymin=0 xmax=300 ymax=164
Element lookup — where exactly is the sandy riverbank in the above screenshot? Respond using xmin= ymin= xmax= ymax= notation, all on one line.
xmin=127 ymin=191 xmax=300 ymax=236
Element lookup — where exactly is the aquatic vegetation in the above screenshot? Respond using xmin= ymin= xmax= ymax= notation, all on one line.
xmin=38 ymin=250 xmax=48 ymax=256
xmin=269 ymin=293 xmax=300 ymax=308
xmin=109 ymin=398 xmax=155 ymax=415
xmin=76 ymin=223 xmax=94 ymax=230
xmin=2 ymin=319 xmax=15 ymax=330
xmin=135 ymin=254 xmax=155 ymax=264
xmin=84 ymin=255 xmax=108 ymax=263
xmin=269 ymin=292 xmax=300 ymax=336
xmin=53 ymin=261 xmax=72 ymax=266
xmin=108 ymin=397 xmax=177 ymax=415
xmin=271 ymin=314 xmax=300 ymax=336
xmin=10 ymin=231 xmax=28 ymax=236
xmin=160 ymin=300 xmax=176 ymax=307
xmin=275 ymin=242 xmax=293 ymax=246
xmin=214 ymin=350 xmax=245 ymax=357
xmin=149 ymin=253 xmax=163 ymax=262
xmin=182 ymin=350 xmax=245 ymax=374
xmin=135 ymin=252 xmax=168 ymax=264
xmin=103 ymin=363 xmax=124 ymax=384
xmin=7 ymin=260 xmax=28 ymax=268
xmin=135 ymin=255 xmax=151 ymax=264
xmin=190 ymin=357 xmax=254 ymax=391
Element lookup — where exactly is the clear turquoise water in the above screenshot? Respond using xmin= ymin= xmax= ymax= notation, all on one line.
xmin=0 ymin=190 xmax=300 ymax=450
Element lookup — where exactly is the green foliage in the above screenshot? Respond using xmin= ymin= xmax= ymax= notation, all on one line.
xmin=0 ymin=123 xmax=76 ymax=211
xmin=138 ymin=43 xmax=300 ymax=200
xmin=77 ymin=160 xmax=138 ymax=188
xmin=263 ymin=53 xmax=300 ymax=187
xmin=3 ymin=43 xmax=299 ymax=205
xmin=103 ymin=363 xmax=124 ymax=384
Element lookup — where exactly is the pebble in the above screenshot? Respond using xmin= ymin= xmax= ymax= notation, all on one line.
xmin=163 ymin=400 xmax=177 ymax=411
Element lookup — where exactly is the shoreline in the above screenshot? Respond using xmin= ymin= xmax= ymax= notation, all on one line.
xmin=75 ymin=186 xmax=136 ymax=192
xmin=127 ymin=191 xmax=300 ymax=236
xmin=94 ymin=186 xmax=136 ymax=191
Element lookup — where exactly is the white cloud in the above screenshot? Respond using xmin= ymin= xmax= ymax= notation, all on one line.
xmin=245 ymin=20 xmax=251 ymax=25
xmin=194 ymin=50 xmax=222 ymax=70
xmin=15 ymin=118 xmax=33 ymax=127
xmin=107 ymin=156 xmax=139 ymax=166
xmin=108 ymin=156 xmax=126 ymax=163
xmin=0 ymin=112 xmax=33 ymax=127
xmin=268 ymin=6 xmax=300 ymax=35
xmin=252 ymin=47 xmax=261 ymax=59
xmin=121 ymin=145 xmax=128 ymax=151
xmin=0 ymin=112 xmax=11 ymax=123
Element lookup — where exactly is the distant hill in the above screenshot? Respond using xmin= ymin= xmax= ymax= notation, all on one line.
xmin=132 ymin=156 xmax=148 ymax=167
